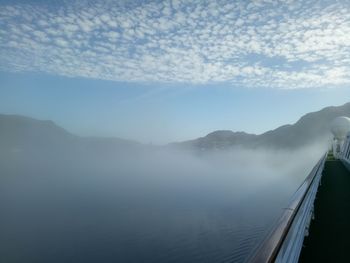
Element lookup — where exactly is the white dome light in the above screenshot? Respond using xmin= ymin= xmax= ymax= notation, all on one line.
xmin=330 ymin=116 xmax=350 ymax=140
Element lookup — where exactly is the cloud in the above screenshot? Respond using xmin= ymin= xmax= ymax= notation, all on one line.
xmin=0 ymin=0 xmax=350 ymax=89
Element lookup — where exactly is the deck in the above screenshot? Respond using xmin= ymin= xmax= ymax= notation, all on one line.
xmin=299 ymin=159 xmax=350 ymax=262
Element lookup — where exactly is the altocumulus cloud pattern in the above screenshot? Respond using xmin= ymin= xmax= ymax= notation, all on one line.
xmin=1 ymin=0 xmax=350 ymax=89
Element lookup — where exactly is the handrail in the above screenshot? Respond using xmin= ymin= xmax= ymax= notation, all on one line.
xmin=246 ymin=152 xmax=327 ymax=263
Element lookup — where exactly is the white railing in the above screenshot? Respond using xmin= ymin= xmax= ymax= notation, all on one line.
xmin=246 ymin=153 xmax=327 ymax=263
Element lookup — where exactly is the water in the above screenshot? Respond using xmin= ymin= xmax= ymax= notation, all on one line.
xmin=0 ymin=147 xmax=322 ymax=263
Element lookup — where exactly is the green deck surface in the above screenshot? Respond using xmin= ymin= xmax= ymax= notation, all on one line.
xmin=299 ymin=160 xmax=350 ymax=262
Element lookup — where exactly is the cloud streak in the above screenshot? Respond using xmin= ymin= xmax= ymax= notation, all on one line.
xmin=0 ymin=0 xmax=350 ymax=89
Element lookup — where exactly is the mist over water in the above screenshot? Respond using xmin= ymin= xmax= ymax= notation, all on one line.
xmin=0 ymin=143 xmax=326 ymax=263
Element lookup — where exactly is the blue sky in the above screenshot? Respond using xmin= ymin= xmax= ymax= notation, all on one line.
xmin=0 ymin=0 xmax=350 ymax=143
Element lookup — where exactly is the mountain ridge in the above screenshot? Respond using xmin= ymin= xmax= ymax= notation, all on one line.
xmin=0 ymin=114 xmax=140 ymax=156
xmin=172 ymin=102 xmax=350 ymax=150
xmin=1 ymin=102 xmax=350 ymax=152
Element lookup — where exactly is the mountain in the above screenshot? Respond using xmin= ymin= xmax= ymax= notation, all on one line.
xmin=0 ymin=114 xmax=75 ymax=152
xmin=173 ymin=102 xmax=350 ymax=150
xmin=172 ymin=130 xmax=258 ymax=150
xmin=0 ymin=114 xmax=140 ymax=157
xmin=1 ymin=102 xmax=350 ymax=155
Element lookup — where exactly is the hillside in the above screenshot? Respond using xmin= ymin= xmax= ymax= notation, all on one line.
xmin=173 ymin=102 xmax=350 ymax=150
xmin=0 ymin=114 xmax=140 ymax=156
xmin=1 ymin=102 xmax=350 ymax=154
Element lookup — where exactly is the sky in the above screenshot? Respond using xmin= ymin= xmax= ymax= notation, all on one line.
xmin=0 ymin=0 xmax=350 ymax=143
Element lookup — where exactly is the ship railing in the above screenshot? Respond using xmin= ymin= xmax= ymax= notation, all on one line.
xmin=246 ymin=152 xmax=327 ymax=263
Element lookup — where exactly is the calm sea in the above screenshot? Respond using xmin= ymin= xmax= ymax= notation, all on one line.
xmin=0 ymin=148 xmax=318 ymax=263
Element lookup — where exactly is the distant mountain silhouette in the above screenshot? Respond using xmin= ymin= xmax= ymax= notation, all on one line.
xmin=0 ymin=114 xmax=140 ymax=156
xmin=171 ymin=130 xmax=258 ymax=150
xmin=1 ymin=102 xmax=350 ymax=154
xmin=173 ymin=102 xmax=350 ymax=150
